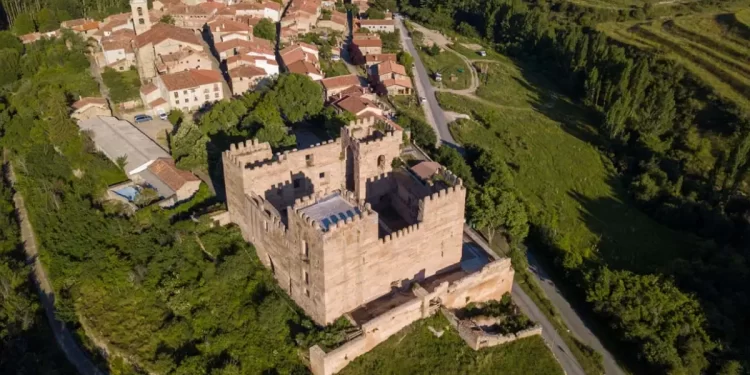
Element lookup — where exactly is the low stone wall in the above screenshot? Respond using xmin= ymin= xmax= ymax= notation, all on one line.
xmin=309 ymin=258 xmax=514 ymax=375
xmin=441 ymin=308 xmax=542 ymax=350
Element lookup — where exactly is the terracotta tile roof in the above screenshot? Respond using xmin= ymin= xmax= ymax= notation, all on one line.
xmin=287 ymin=60 xmax=322 ymax=76
xmin=298 ymin=42 xmax=319 ymax=52
xmin=134 ymin=23 xmax=203 ymax=48
xmin=215 ymin=38 xmax=274 ymax=55
xmin=236 ymin=16 xmax=264 ymax=26
xmin=62 ymin=18 xmax=90 ymax=28
xmin=207 ymin=18 xmax=252 ymax=33
xmin=354 ymin=38 xmax=382 ymax=48
xmin=260 ymin=1 xmax=282 ymax=11
xmin=140 ymin=82 xmax=158 ymax=95
xmin=358 ymin=19 xmax=394 ymax=26
xmin=104 ymin=12 xmax=131 ymax=24
xmin=353 ymin=33 xmax=380 ymax=41
xmin=149 ymin=97 xmax=167 ymax=107
xmin=227 ymin=54 xmax=278 ymax=67
xmin=320 ymin=74 xmax=361 ymax=90
xmin=101 ymin=29 xmax=135 ymax=52
xmin=167 ymin=3 xmax=217 ymax=15
xmin=72 ymin=97 xmax=107 ymax=110
xmin=365 ymin=53 xmax=397 ymax=64
xmin=147 ymin=158 xmax=200 ymax=191
xmin=410 ymin=161 xmax=441 ymax=180
xmin=336 ymin=85 xmax=367 ymax=98
xmin=78 ymin=21 xmax=101 ymax=31
xmin=159 ymin=69 xmax=224 ymax=91
xmin=377 ymin=61 xmax=406 ymax=76
xmin=331 ymin=11 xmax=347 ymax=25
xmin=229 ymin=65 xmax=267 ymax=79
xmin=198 ymin=2 xmax=226 ymax=12
xmin=333 ymin=95 xmax=378 ymax=115
xmin=234 ymin=1 xmax=282 ymax=11
xmin=381 ymin=78 xmax=413 ymax=89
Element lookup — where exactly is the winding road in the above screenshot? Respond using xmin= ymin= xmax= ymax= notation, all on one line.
xmin=397 ymin=16 xmax=625 ymax=375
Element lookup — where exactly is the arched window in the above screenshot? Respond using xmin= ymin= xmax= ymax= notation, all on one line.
xmin=377 ymin=155 xmax=385 ymax=169
xmin=137 ymin=7 xmax=143 ymax=16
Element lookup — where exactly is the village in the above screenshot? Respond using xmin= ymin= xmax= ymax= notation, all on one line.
xmin=22 ymin=0 xmax=418 ymax=209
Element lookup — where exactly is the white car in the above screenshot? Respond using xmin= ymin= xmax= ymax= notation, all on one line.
xmin=157 ymin=109 xmax=168 ymax=121
xmin=419 ymin=97 xmax=427 ymax=104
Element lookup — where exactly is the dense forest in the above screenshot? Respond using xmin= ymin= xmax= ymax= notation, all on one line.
xmin=0 ymin=0 xmax=130 ymax=33
xmin=398 ymin=0 xmax=750 ymax=373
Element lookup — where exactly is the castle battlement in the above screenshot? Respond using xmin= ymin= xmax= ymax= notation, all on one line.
xmin=290 ymin=190 xmax=375 ymax=234
xmin=365 ymin=172 xmax=393 ymax=184
xmin=246 ymin=193 xmax=288 ymax=232
xmin=426 ymin=183 xmax=465 ymax=203
xmin=379 ymin=222 xmax=422 ymax=245
xmin=223 ymin=139 xmax=273 ymax=168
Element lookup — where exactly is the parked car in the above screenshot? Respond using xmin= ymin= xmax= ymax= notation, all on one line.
xmin=156 ymin=109 xmax=168 ymax=121
xmin=478 ymin=50 xmax=487 ymax=57
xmin=419 ymin=97 xmax=427 ymax=104
xmin=134 ymin=114 xmax=153 ymax=123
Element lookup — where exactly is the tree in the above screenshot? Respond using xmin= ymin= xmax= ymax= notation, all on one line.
xmin=586 ymin=268 xmax=713 ymax=374
xmin=168 ymin=109 xmax=184 ymax=126
xmin=365 ymin=8 xmax=386 ymax=19
xmin=12 ymin=13 xmax=35 ymax=35
xmin=254 ymin=18 xmax=277 ymax=41
xmin=171 ymin=119 xmax=209 ymax=171
xmin=0 ymin=49 xmax=21 ymax=86
xmin=36 ymin=8 xmax=59 ymax=32
xmin=159 ymin=14 xmax=175 ymax=25
xmin=470 ymin=185 xmax=528 ymax=243
xmin=397 ymin=51 xmax=414 ymax=69
xmin=0 ymin=31 xmax=23 ymax=53
xmin=273 ymin=74 xmax=324 ymax=123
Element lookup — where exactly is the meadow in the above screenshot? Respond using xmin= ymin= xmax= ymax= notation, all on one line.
xmin=340 ymin=315 xmax=563 ymax=375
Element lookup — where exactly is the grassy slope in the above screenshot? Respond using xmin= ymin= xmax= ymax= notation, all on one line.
xmin=341 ymin=315 xmax=563 ymax=375
xmin=415 ymin=48 xmax=472 ymax=90
xmin=439 ymin=57 xmax=690 ymax=271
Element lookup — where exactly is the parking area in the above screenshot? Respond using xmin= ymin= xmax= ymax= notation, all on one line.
xmin=118 ymin=111 xmax=174 ymax=150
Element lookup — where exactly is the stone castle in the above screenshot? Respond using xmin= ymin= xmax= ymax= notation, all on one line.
xmin=222 ymin=117 xmax=515 ymax=374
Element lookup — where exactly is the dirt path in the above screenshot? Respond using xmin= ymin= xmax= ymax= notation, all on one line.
xmin=4 ymin=152 xmax=105 ymax=375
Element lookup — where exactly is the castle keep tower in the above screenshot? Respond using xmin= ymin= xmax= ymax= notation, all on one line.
xmin=130 ymin=0 xmax=151 ymax=35
xmin=221 ymin=117 xmax=470 ymax=324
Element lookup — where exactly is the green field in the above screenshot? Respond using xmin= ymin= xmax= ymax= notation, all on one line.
xmin=416 ymin=48 xmax=472 ymax=90
xmin=437 ymin=57 xmax=690 ymax=271
xmin=340 ymin=315 xmax=563 ymax=375
xmin=322 ymin=60 xmax=351 ymax=77
xmin=597 ymin=13 xmax=750 ymax=111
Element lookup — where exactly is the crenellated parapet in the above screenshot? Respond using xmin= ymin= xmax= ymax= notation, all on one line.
xmin=246 ymin=193 xmax=288 ymax=232
xmin=379 ymin=222 xmax=422 ymax=245
xmin=365 ymin=172 xmax=393 ymax=184
xmin=223 ymin=139 xmax=273 ymax=168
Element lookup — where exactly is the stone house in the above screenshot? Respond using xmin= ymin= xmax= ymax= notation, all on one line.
xmin=331 ymin=95 xmax=383 ymax=117
xmin=61 ymin=18 xmax=100 ymax=36
xmin=320 ymin=74 xmax=363 ymax=99
xmin=350 ymin=34 xmax=382 ymax=64
xmin=357 ymin=19 xmax=395 ymax=33
xmin=232 ymin=1 xmax=282 ymax=22
xmin=207 ymin=17 xmax=253 ymax=42
xmin=229 ymin=65 xmax=268 ymax=95
xmin=281 ymin=43 xmax=323 ymax=81
xmin=281 ymin=0 xmax=321 ymax=34
xmin=71 ymin=97 xmax=111 ymax=122
xmin=134 ymin=23 xmax=205 ymax=80
xmin=141 ymin=69 xmax=225 ymax=113
xmin=316 ymin=10 xmax=347 ymax=33
xmin=364 ymin=53 xmax=397 ymax=68
xmin=214 ymin=38 xmax=274 ymax=61
xmin=99 ymin=29 xmax=137 ymax=70
xmin=226 ymin=54 xmax=279 ymax=76
xmin=155 ymin=47 xmax=213 ymax=75
xmin=371 ymin=61 xmax=412 ymax=95
xmin=165 ymin=3 xmax=222 ymax=30
xmin=139 ymin=158 xmax=201 ymax=205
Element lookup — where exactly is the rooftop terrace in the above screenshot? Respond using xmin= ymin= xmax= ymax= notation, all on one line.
xmin=298 ymin=193 xmax=362 ymax=232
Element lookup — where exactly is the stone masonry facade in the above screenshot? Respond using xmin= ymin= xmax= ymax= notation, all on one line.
xmin=222 ymin=117 xmax=515 ymax=374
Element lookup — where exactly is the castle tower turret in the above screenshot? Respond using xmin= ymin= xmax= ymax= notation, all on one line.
xmin=130 ymin=0 xmax=151 ymax=35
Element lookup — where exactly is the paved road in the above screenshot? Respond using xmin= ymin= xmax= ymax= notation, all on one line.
xmin=394 ymin=16 xmax=455 ymax=147
xmin=528 ymin=251 xmax=625 ymax=375
xmin=4 ymin=155 xmax=104 ymax=375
